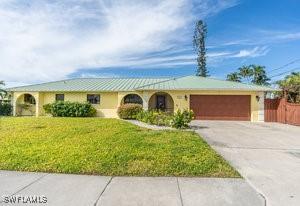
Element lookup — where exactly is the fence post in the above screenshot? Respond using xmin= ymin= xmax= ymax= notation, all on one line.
xmin=284 ymin=98 xmax=287 ymax=124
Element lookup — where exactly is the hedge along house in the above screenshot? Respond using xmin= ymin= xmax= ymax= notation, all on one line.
xmin=7 ymin=75 xmax=275 ymax=121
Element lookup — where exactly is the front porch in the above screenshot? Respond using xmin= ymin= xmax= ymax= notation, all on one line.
xmin=120 ymin=92 xmax=174 ymax=113
xmin=15 ymin=93 xmax=36 ymax=116
xmin=148 ymin=92 xmax=174 ymax=113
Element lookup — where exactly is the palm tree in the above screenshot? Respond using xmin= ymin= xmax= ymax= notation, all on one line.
xmin=238 ymin=66 xmax=253 ymax=83
xmin=0 ymin=81 xmax=7 ymax=99
xmin=226 ymin=72 xmax=241 ymax=82
xmin=277 ymin=72 xmax=300 ymax=103
xmin=251 ymin=65 xmax=270 ymax=86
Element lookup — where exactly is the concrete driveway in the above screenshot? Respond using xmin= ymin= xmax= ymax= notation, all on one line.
xmin=192 ymin=120 xmax=300 ymax=206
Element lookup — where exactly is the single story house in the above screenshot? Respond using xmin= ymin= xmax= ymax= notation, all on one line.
xmin=7 ymin=75 xmax=275 ymax=122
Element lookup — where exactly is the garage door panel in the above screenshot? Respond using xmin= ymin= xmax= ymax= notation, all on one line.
xmin=190 ymin=95 xmax=251 ymax=121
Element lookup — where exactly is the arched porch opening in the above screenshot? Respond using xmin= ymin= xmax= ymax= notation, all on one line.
xmin=15 ymin=93 xmax=36 ymax=116
xmin=121 ymin=94 xmax=143 ymax=105
xmin=148 ymin=92 xmax=174 ymax=113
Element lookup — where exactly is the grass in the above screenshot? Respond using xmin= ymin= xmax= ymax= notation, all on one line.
xmin=0 ymin=117 xmax=239 ymax=177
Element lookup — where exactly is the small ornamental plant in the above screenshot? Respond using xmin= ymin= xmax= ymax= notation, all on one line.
xmin=170 ymin=109 xmax=194 ymax=129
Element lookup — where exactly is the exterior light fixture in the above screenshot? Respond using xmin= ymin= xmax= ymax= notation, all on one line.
xmin=184 ymin=95 xmax=188 ymax=101
xmin=256 ymin=95 xmax=260 ymax=102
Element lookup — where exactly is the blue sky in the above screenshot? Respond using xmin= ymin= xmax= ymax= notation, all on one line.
xmin=1 ymin=0 xmax=300 ymax=87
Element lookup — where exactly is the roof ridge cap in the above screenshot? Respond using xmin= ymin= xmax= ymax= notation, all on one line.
xmin=133 ymin=75 xmax=198 ymax=90
xmin=6 ymin=78 xmax=74 ymax=90
xmin=193 ymin=75 xmax=274 ymax=89
xmin=134 ymin=75 xmax=189 ymax=90
xmin=133 ymin=78 xmax=175 ymax=90
xmin=74 ymin=77 xmax=168 ymax=79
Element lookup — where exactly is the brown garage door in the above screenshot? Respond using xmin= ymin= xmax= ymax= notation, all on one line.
xmin=190 ymin=95 xmax=251 ymax=121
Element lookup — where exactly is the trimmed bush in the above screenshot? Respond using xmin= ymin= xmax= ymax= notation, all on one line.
xmin=117 ymin=103 xmax=143 ymax=119
xmin=0 ymin=103 xmax=12 ymax=116
xmin=43 ymin=101 xmax=96 ymax=117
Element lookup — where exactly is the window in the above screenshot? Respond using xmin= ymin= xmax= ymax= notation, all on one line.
xmin=55 ymin=94 xmax=64 ymax=101
xmin=87 ymin=94 xmax=100 ymax=104
xmin=24 ymin=94 xmax=36 ymax=104
xmin=123 ymin=94 xmax=143 ymax=105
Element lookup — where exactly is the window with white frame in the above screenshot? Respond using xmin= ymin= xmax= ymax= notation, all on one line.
xmin=87 ymin=94 xmax=100 ymax=104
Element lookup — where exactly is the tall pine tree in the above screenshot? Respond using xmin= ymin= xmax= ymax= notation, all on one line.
xmin=0 ymin=81 xmax=7 ymax=99
xmin=193 ymin=20 xmax=208 ymax=77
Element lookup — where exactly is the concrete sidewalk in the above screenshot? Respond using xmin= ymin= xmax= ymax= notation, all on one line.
xmin=0 ymin=170 xmax=264 ymax=206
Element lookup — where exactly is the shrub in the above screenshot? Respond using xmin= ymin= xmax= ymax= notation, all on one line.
xmin=43 ymin=101 xmax=96 ymax=117
xmin=0 ymin=103 xmax=12 ymax=116
xmin=43 ymin=103 xmax=52 ymax=114
xmin=136 ymin=109 xmax=194 ymax=128
xmin=117 ymin=103 xmax=143 ymax=119
xmin=170 ymin=109 xmax=194 ymax=129
xmin=136 ymin=110 xmax=173 ymax=126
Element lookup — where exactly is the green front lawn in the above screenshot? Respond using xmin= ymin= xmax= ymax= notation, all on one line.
xmin=0 ymin=117 xmax=239 ymax=177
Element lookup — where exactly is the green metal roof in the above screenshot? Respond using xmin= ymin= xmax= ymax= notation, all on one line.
xmin=8 ymin=75 xmax=276 ymax=92
xmin=7 ymin=78 xmax=168 ymax=92
xmin=136 ymin=76 xmax=276 ymax=91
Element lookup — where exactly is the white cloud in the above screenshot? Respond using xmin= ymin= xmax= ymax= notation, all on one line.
xmin=111 ymin=47 xmax=268 ymax=68
xmin=0 ymin=0 xmax=237 ymax=84
xmin=205 ymin=46 xmax=269 ymax=66
xmin=207 ymin=51 xmax=232 ymax=57
xmin=77 ymin=73 xmax=120 ymax=78
xmin=212 ymin=30 xmax=300 ymax=48
xmin=272 ymin=32 xmax=300 ymax=41
xmin=230 ymin=46 xmax=269 ymax=58
xmin=253 ymin=29 xmax=300 ymax=43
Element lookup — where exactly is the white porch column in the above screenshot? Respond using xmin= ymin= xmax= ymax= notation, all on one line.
xmin=142 ymin=92 xmax=149 ymax=110
xmin=12 ymin=94 xmax=16 ymax=116
xmin=35 ymin=93 xmax=40 ymax=117
xmin=117 ymin=92 xmax=125 ymax=107
xmin=258 ymin=92 xmax=265 ymax=122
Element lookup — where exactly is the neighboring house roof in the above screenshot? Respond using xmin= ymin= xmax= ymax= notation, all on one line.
xmin=7 ymin=75 xmax=276 ymax=92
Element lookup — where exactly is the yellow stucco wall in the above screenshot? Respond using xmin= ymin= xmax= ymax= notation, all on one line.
xmin=12 ymin=90 xmax=261 ymax=121
xmin=13 ymin=91 xmax=119 ymax=118
xmin=117 ymin=90 xmax=260 ymax=122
